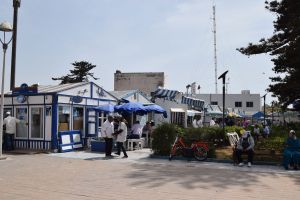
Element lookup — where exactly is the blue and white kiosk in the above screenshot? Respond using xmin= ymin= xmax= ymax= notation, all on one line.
xmin=3 ymin=82 xmax=118 ymax=152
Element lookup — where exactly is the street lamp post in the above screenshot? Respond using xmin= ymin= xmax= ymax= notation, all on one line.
xmin=0 ymin=22 xmax=13 ymax=159
xmin=11 ymin=0 xmax=21 ymax=91
xmin=262 ymin=94 xmax=267 ymax=126
xmin=218 ymin=70 xmax=229 ymax=134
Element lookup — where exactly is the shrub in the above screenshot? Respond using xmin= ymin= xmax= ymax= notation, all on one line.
xmin=151 ymin=123 xmax=178 ymax=156
xmin=255 ymin=137 xmax=285 ymax=152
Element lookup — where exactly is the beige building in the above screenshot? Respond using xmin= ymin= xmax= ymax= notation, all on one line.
xmin=114 ymin=70 xmax=164 ymax=95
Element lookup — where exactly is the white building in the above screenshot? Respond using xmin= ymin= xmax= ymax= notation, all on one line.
xmin=195 ymin=90 xmax=261 ymax=115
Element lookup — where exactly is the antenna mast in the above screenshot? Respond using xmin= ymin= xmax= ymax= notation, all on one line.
xmin=213 ymin=5 xmax=218 ymax=94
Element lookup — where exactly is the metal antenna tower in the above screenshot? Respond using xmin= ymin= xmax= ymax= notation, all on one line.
xmin=212 ymin=5 xmax=218 ymax=94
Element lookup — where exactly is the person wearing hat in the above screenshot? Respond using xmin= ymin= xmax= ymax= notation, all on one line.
xmin=236 ymin=130 xmax=255 ymax=167
xmin=283 ymin=130 xmax=300 ymax=170
xmin=3 ymin=111 xmax=21 ymax=150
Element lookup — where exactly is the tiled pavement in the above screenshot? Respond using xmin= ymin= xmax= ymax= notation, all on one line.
xmin=0 ymin=149 xmax=299 ymax=200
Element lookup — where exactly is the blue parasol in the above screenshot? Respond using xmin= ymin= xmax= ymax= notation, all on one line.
xmin=114 ymin=102 xmax=147 ymax=114
xmin=144 ymin=104 xmax=168 ymax=118
xmin=93 ymin=104 xmax=115 ymax=113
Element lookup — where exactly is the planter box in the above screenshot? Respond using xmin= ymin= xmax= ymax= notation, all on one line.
xmin=91 ymin=141 xmax=106 ymax=152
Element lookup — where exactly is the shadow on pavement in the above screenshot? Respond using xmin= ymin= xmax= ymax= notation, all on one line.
xmin=124 ymin=159 xmax=300 ymax=190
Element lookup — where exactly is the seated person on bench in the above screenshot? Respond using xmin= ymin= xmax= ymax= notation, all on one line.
xmin=127 ymin=121 xmax=143 ymax=139
xmin=236 ymin=131 xmax=255 ymax=167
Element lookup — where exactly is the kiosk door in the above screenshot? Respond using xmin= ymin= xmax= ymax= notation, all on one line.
xmin=15 ymin=107 xmax=28 ymax=138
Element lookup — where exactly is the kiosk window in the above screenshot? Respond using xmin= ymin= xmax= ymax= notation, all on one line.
xmin=31 ymin=107 xmax=43 ymax=139
xmin=58 ymin=106 xmax=70 ymax=131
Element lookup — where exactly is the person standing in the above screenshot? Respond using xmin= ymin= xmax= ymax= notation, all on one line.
xmin=192 ymin=116 xmax=199 ymax=128
xmin=210 ymin=117 xmax=216 ymax=126
xmin=3 ymin=112 xmax=21 ymax=151
xmin=101 ymin=115 xmax=114 ymax=157
xmin=197 ymin=116 xmax=203 ymax=128
xmin=114 ymin=117 xmax=128 ymax=158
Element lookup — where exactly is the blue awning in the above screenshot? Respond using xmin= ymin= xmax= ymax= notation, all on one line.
xmin=153 ymin=88 xmax=180 ymax=100
xmin=181 ymin=96 xmax=205 ymax=110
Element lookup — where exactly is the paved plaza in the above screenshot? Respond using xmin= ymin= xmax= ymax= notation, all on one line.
xmin=0 ymin=149 xmax=299 ymax=200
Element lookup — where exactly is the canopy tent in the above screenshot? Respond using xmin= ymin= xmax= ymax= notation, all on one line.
xmin=227 ymin=112 xmax=242 ymax=118
xmin=186 ymin=109 xmax=202 ymax=117
xmin=205 ymin=104 xmax=223 ymax=117
xmin=252 ymin=111 xmax=264 ymax=119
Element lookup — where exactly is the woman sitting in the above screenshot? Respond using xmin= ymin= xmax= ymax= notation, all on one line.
xmin=283 ymin=130 xmax=300 ymax=170
xmin=236 ymin=131 xmax=255 ymax=167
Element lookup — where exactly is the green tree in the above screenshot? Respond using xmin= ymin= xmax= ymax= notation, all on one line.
xmin=238 ymin=0 xmax=300 ymax=107
xmin=52 ymin=61 xmax=99 ymax=84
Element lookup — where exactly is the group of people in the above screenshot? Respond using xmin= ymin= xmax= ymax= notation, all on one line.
xmin=101 ymin=116 xmax=154 ymax=158
xmin=235 ymin=129 xmax=300 ymax=169
xmin=101 ymin=115 xmax=128 ymax=158
xmin=192 ymin=116 xmax=224 ymax=128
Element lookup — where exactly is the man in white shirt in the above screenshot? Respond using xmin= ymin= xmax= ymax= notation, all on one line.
xmin=192 ymin=117 xmax=199 ymax=128
xmin=101 ymin=115 xmax=114 ymax=157
xmin=3 ymin=112 xmax=21 ymax=150
xmin=197 ymin=116 xmax=203 ymax=128
xmin=210 ymin=117 xmax=216 ymax=126
xmin=129 ymin=121 xmax=143 ymax=139
xmin=114 ymin=117 xmax=128 ymax=158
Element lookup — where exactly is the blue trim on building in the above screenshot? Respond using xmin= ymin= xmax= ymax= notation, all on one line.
xmin=90 ymin=82 xmax=93 ymax=98
xmin=51 ymin=94 xmax=58 ymax=150
xmin=57 ymin=94 xmax=117 ymax=102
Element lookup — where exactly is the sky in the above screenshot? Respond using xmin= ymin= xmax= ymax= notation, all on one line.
xmin=0 ymin=0 xmax=276 ymax=104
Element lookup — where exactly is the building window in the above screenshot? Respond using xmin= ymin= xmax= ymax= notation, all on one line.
xmin=170 ymin=112 xmax=185 ymax=127
xmin=211 ymin=101 xmax=218 ymax=105
xmin=246 ymin=102 xmax=254 ymax=107
xmin=235 ymin=102 xmax=242 ymax=107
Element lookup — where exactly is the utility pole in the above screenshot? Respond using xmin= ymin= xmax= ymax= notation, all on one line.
xmin=10 ymin=0 xmax=21 ymax=91
xmin=213 ymin=5 xmax=218 ymax=94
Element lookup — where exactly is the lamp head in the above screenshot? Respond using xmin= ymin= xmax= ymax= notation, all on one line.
xmin=0 ymin=22 xmax=13 ymax=32
xmin=218 ymin=70 xmax=229 ymax=80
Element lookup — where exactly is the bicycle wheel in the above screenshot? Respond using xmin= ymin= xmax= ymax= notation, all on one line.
xmin=194 ymin=146 xmax=208 ymax=161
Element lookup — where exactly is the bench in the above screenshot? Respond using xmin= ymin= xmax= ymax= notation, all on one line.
xmin=126 ymin=138 xmax=144 ymax=151
xmin=227 ymin=132 xmax=239 ymax=148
